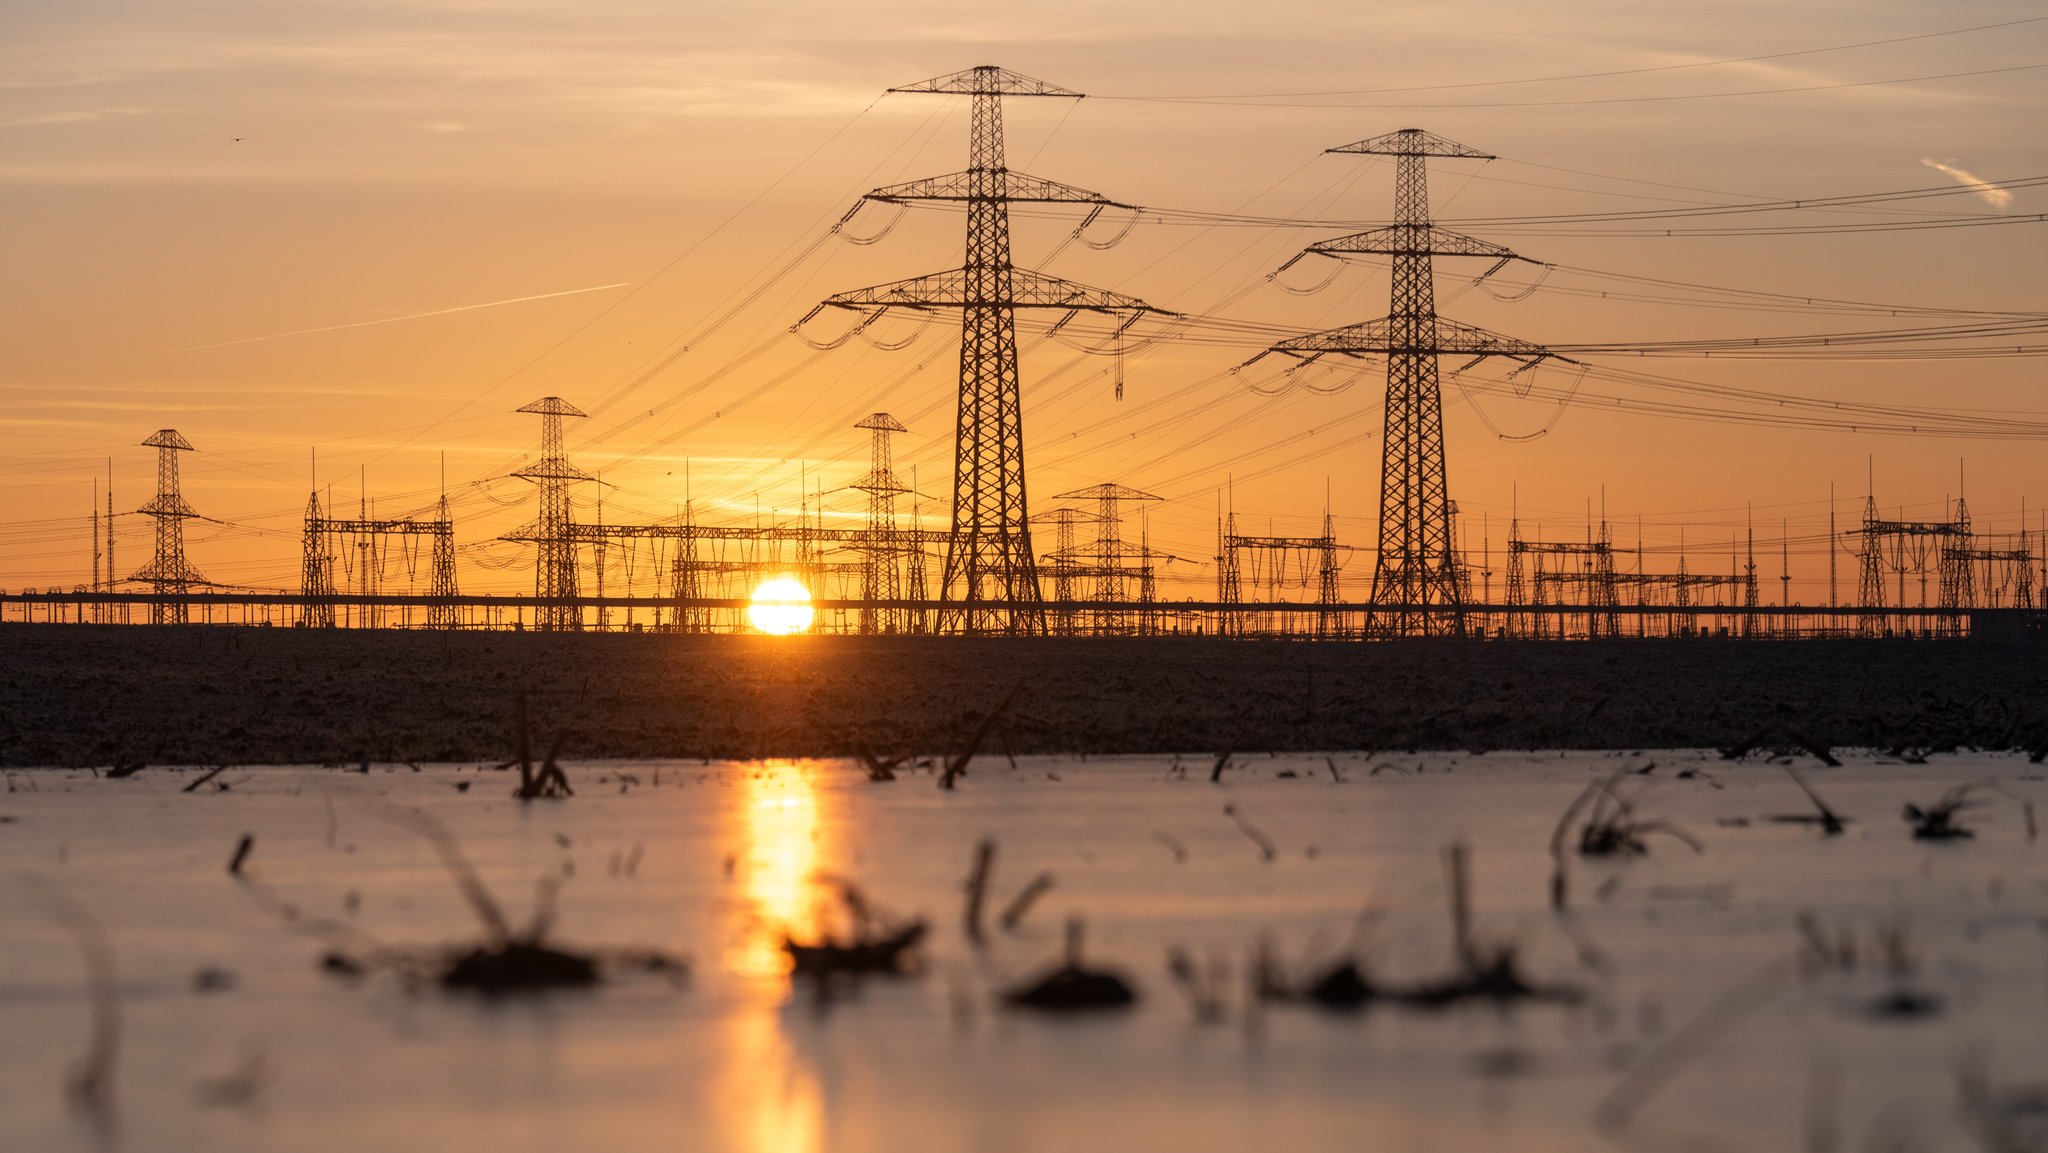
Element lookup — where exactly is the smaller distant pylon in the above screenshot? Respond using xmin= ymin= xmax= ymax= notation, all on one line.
xmin=853 ymin=413 xmax=911 ymax=634
xmin=506 ymin=397 xmax=591 ymax=631
xmin=131 ymin=429 xmax=205 ymax=624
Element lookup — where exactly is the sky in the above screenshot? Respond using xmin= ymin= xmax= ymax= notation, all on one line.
xmin=3 ymin=0 xmax=2045 ymax=607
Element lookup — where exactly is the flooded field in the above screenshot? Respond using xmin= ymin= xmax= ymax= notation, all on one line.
xmin=3 ymin=751 xmax=2045 ymax=1152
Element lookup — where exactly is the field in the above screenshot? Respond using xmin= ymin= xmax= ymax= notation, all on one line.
xmin=3 ymin=625 xmax=2046 ymax=766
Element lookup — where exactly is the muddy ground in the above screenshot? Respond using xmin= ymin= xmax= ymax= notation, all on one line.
xmin=0 ymin=624 xmax=2042 ymax=765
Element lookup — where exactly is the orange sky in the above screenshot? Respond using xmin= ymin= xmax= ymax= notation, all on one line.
xmin=3 ymin=1 xmax=2045 ymax=605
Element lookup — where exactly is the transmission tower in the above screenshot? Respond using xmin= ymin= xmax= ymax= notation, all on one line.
xmin=507 ymin=397 xmax=591 ymax=631
xmin=302 ymin=490 xmax=337 ymax=627
xmin=853 ymin=413 xmax=911 ymax=634
xmin=1247 ymin=129 xmax=1564 ymax=638
xmin=131 ymin=429 xmax=204 ymax=624
xmin=1054 ymin=482 xmax=1162 ymax=633
xmin=805 ymin=65 xmax=1167 ymax=635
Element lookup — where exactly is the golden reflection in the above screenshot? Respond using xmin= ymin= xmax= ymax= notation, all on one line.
xmin=728 ymin=761 xmax=826 ymax=979
xmin=721 ymin=1009 xmax=824 ymax=1153
xmin=717 ymin=761 xmax=827 ymax=1153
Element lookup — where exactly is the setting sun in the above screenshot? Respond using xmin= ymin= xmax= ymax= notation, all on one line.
xmin=747 ymin=578 xmax=815 ymax=635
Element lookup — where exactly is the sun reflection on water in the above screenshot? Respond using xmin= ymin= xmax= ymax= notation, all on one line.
xmin=729 ymin=761 xmax=826 ymax=978
xmin=717 ymin=761 xmax=828 ymax=1153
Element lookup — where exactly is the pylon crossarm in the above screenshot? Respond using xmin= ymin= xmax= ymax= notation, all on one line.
xmin=1269 ymin=315 xmax=1560 ymax=360
xmin=511 ymin=461 xmax=596 ymax=482
xmin=129 ymin=558 xmax=208 ymax=583
xmin=141 ymin=429 xmax=195 ymax=452
xmin=1307 ymin=224 xmax=1532 ymax=262
xmin=889 ymin=66 xmax=1082 ymax=97
xmin=515 ymin=397 xmax=587 ymax=418
xmin=867 ymin=169 xmax=1130 ymax=207
xmin=1052 ymin=483 xmax=1162 ymax=503
xmin=137 ymin=494 xmax=199 ymax=517
xmin=1327 ymin=128 xmax=1494 ymax=159
xmin=817 ymin=267 xmax=1168 ymax=314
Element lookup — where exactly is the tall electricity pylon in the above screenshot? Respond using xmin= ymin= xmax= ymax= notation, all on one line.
xmin=853 ymin=412 xmax=910 ymax=634
xmin=1249 ymin=128 xmax=1564 ymax=638
xmin=807 ymin=65 xmax=1167 ymax=635
xmin=507 ymin=397 xmax=591 ymax=631
xmin=132 ymin=429 xmax=204 ymax=624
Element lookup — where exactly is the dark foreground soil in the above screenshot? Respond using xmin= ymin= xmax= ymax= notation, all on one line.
xmin=1 ymin=625 xmax=2044 ymax=766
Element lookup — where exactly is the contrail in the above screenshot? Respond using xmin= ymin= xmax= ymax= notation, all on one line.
xmin=136 ymin=282 xmax=634 ymax=358
xmin=1920 ymin=158 xmax=2014 ymax=210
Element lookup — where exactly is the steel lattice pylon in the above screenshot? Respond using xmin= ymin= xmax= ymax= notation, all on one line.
xmin=806 ymin=65 xmax=1167 ymax=635
xmin=853 ymin=412 xmax=911 ymax=634
xmin=1248 ymin=129 xmax=1566 ymax=638
xmin=132 ymin=429 xmax=204 ymax=624
xmin=507 ymin=397 xmax=591 ymax=631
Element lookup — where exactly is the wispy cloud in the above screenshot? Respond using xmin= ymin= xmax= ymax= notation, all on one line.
xmin=146 ymin=283 xmax=634 ymax=357
xmin=7 ymin=106 xmax=153 ymax=127
xmin=1921 ymin=157 xmax=2014 ymax=209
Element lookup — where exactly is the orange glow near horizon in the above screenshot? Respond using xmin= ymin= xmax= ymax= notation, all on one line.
xmin=4 ymin=6 xmax=2043 ymax=607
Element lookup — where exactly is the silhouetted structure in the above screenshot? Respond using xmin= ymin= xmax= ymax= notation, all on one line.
xmin=302 ymin=489 xmax=458 ymax=628
xmin=132 ymin=429 xmax=204 ymax=624
xmin=807 ymin=65 xmax=1165 ymax=634
xmin=1856 ymin=492 xmax=1971 ymax=636
xmin=1249 ymin=129 xmax=1564 ymax=637
xmin=1217 ymin=507 xmax=1342 ymax=637
xmin=1050 ymin=482 xmax=1162 ymax=634
xmin=853 ymin=413 xmax=914 ymax=634
xmin=507 ymin=397 xmax=592 ymax=631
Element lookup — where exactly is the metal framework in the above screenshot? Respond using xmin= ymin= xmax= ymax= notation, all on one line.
xmin=301 ymin=490 xmax=458 ymax=628
xmin=505 ymin=397 xmax=592 ymax=631
xmin=1039 ymin=506 xmax=1096 ymax=635
xmin=1953 ymin=534 xmax=2036 ymax=610
xmin=1855 ymin=493 xmax=1972 ymax=635
xmin=852 ymin=413 xmax=914 ymax=634
xmin=1504 ymin=517 xmax=1759 ymax=639
xmin=1506 ymin=524 xmax=1624 ymax=639
xmin=1046 ymin=482 xmax=1162 ymax=634
xmin=131 ymin=429 xmax=205 ymax=624
xmin=807 ymin=65 xmax=1167 ymax=635
xmin=1249 ymin=129 xmax=1563 ymax=637
xmin=1216 ymin=509 xmax=1343 ymax=637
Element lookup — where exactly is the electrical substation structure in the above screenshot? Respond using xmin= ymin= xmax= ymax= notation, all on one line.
xmin=1044 ymin=483 xmax=1165 ymax=636
xmin=301 ymin=490 xmax=458 ymax=629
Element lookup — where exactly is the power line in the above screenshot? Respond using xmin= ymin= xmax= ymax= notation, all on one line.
xmin=1098 ymin=61 xmax=2048 ymax=110
xmin=1096 ymin=15 xmax=2048 ymax=101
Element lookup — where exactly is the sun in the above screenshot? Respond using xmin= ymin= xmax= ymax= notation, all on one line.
xmin=747 ymin=577 xmax=815 ymax=635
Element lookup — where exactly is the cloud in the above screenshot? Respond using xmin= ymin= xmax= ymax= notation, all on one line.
xmin=7 ymin=106 xmax=153 ymax=127
xmin=1920 ymin=157 xmax=2014 ymax=210
xmin=147 ymin=283 xmax=634 ymax=356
